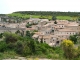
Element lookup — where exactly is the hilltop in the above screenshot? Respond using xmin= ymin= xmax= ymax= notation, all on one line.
xmin=0 ymin=11 xmax=80 ymax=20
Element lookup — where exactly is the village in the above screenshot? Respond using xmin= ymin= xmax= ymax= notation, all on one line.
xmin=1 ymin=0 xmax=80 ymax=59
xmin=0 ymin=16 xmax=80 ymax=46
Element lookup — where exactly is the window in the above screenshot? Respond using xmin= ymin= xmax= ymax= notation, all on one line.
xmin=52 ymin=30 xmax=54 ymax=32
xmin=70 ymin=33 xmax=71 ymax=34
xmin=56 ymin=41 xmax=59 ymax=44
xmin=50 ymin=41 xmax=52 ymax=43
xmin=73 ymin=32 xmax=75 ymax=35
xmin=40 ymin=38 xmax=43 ymax=43
xmin=44 ymin=41 xmax=46 ymax=43
xmin=51 ymin=37 xmax=53 ymax=39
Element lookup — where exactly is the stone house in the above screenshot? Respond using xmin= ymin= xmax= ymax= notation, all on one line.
xmin=77 ymin=21 xmax=80 ymax=25
xmin=54 ymin=28 xmax=76 ymax=35
xmin=0 ymin=27 xmax=26 ymax=35
xmin=41 ymin=28 xmax=53 ymax=35
xmin=0 ymin=17 xmax=1 ymax=22
xmin=26 ymin=28 xmax=36 ymax=31
xmin=38 ymin=21 xmax=47 ymax=26
xmin=40 ymin=19 xmax=49 ymax=23
xmin=27 ymin=18 xmax=41 ymax=24
xmin=66 ymin=26 xmax=80 ymax=33
xmin=31 ymin=20 xmax=80 ymax=46
xmin=27 ymin=20 xmax=34 ymax=24
xmin=67 ymin=22 xmax=79 ymax=26
xmin=35 ymin=35 xmax=61 ymax=46
xmin=56 ymin=20 xmax=69 ymax=24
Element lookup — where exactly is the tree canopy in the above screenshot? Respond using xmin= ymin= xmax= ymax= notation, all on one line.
xmin=52 ymin=15 xmax=57 ymax=20
xmin=69 ymin=35 xmax=77 ymax=44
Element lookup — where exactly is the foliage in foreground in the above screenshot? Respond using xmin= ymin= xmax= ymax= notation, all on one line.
xmin=0 ymin=32 xmax=80 ymax=60
xmin=0 ymin=32 xmax=55 ymax=58
xmin=61 ymin=40 xmax=80 ymax=60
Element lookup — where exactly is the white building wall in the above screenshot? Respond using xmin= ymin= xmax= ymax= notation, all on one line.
xmin=0 ymin=17 xmax=1 ymax=22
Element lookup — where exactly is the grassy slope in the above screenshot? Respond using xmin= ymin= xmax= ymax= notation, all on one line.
xmin=7 ymin=13 xmax=78 ymax=20
xmin=0 ymin=51 xmax=18 ymax=60
xmin=57 ymin=16 xmax=78 ymax=20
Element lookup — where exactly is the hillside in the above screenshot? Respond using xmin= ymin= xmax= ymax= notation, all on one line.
xmin=6 ymin=11 xmax=80 ymax=20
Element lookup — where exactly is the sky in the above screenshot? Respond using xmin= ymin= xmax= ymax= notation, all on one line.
xmin=0 ymin=0 xmax=80 ymax=14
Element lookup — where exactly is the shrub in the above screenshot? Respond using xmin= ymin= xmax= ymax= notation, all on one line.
xmin=0 ymin=41 xmax=7 ymax=52
xmin=61 ymin=40 xmax=79 ymax=59
xmin=3 ymin=32 xmax=19 ymax=44
xmin=0 ymin=33 xmax=3 ymax=38
xmin=47 ymin=54 xmax=53 ymax=59
xmin=15 ymin=41 xmax=23 ymax=54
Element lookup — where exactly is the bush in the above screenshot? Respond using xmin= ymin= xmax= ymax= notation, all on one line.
xmin=35 ymin=51 xmax=43 ymax=55
xmin=0 ymin=33 xmax=3 ymax=38
xmin=61 ymin=40 xmax=80 ymax=59
xmin=0 ymin=41 xmax=7 ymax=52
xmin=15 ymin=41 xmax=23 ymax=54
xmin=0 ymin=32 xmax=67 ymax=59
xmin=69 ymin=35 xmax=77 ymax=44
xmin=3 ymin=32 xmax=19 ymax=44
xmin=7 ymin=43 xmax=16 ymax=50
xmin=47 ymin=54 xmax=53 ymax=59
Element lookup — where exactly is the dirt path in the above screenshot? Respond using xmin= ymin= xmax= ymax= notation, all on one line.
xmin=3 ymin=57 xmax=59 ymax=60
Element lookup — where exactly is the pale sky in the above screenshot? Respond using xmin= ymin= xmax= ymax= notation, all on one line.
xmin=0 ymin=0 xmax=80 ymax=14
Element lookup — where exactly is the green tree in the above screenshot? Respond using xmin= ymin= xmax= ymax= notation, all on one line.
xmin=0 ymin=41 xmax=7 ymax=52
xmin=77 ymin=36 xmax=80 ymax=44
xmin=26 ymin=31 xmax=34 ymax=38
xmin=0 ymin=33 xmax=3 ymax=38
xmin=3 ymin=32 xmax=19 ymax=43
xmin=61 ymin=40 xmax=78 ymax=59
xmin=26 ymin=23 xmax=32 ymax=28
xmin=78 ymin=17 xmax=80 ymax=21
xmin=52 ymin=15 xmax=57 ymax=20
xmin=54 ymin=20 xmax=57 ymax=24
xmin=69 ymin=35 xmax=77 ymax=44
xmin=15 ymin=30 xmax=20 ymax=34
xmin=15 ymin=41 xmax=24 ymax=54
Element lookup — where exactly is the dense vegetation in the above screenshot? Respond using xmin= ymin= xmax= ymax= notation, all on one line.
xmin=0 ymin=32 xmax=62 ymax=60
xmin=0 ymin=31 xmax=80 ymax=60
xmin=6 ymin=11 xmax=80 ymax=20
xmin=0 ymin=11 xmax=80 ymax=59
xmin=14 ymin=11 xmax=80 ymax=16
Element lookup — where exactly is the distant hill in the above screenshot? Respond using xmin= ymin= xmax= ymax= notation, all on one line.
xmin=0 ymin=11 xmax=80 ymax=20
xmin=13 ymin=11 xmax=80 ymax=16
